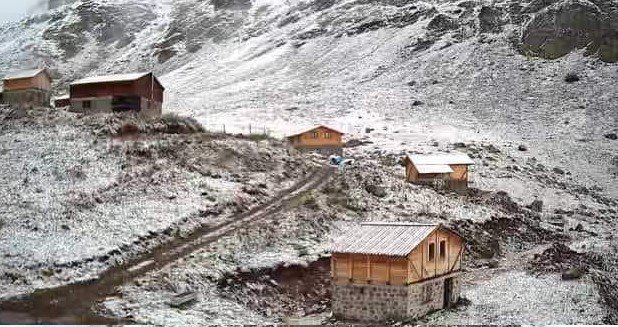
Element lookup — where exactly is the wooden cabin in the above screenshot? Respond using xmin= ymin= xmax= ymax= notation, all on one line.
xmin=331 ymin=222 xmax=465 ymax=322
xmin=2 ymin=68 xmax=52 ymax=108
xmin=286 ymin=125 xmax=344 ymax=155
xmin=403 ymin=153 xmax=474 ymax=190
xmin=69 ymin=72 xmax=164 ymax=117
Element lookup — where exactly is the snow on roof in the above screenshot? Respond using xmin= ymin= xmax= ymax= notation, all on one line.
xmin=331 ymin=222 xmax=440 ymax=256
xmin=286 ymin=124 xmax=344 ymax=137
xmin=3 ymin=68 xmax=48 ymax=80
xmin=407 ymin=152 xmax=474 ymax=166
xmin=70 ymin=72 xmax=150 ymax=85
xmin=415 ymin=164 xmax=454 ymax=174
xmin=53 ymin=95 xmax=70 ymax=100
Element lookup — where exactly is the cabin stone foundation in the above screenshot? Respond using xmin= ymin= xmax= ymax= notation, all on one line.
xmin=332 ymin=274 xmax=460 ymax=322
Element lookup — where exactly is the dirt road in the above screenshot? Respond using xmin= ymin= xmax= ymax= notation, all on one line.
xmin=0 ymin=165 xmax=335 ymax=324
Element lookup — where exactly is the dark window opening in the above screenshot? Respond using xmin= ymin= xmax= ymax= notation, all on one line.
xmin=312 ymin=132 xmax=319 ymax=139
xmin=440 ymin=240 xmax=447 ymax=260
xmin=428 ymin=242 xmax=436 ymax=262
xmin=83 ymin=100 xmax=91 ymax=109
xmin=112 ymin=96 xmax=140 ymax=112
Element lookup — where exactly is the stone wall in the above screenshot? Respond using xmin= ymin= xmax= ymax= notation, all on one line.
xmin=332 ymin=284 xmax=409 ymax=322
xmin=332 ymin=274 xmax=461 ymax=322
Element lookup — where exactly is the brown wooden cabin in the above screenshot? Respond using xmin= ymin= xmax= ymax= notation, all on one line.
xmin=286 ymin=125 xmax=344 ymax=155
xmin=2 ymin=68 xmax=52 ymax=108
xmin=330 ymin=222 xmax=465 ymax=322
xmin=403 ymin=153 xmax=474 ymax=190
xmin=69 ymin=72 xmax=164 ymax=117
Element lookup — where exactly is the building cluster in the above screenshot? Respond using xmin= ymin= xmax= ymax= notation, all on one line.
xmin=2 ymin=68 xmax=471 ymax=323
xmin=288 ymin=125 xmax=473 ymax=322
xmin=0 ymin=68 xmax=164 ymax=117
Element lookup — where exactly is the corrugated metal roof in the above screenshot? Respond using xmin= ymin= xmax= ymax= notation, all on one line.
xmin=407 ymin=153 xmax=474 ymax=166
xmin=286 ymin=124 xmax=344 ymax=138
xmin=70 ymin=72 xmax=150 ymax=85
xmin=416 ymin=164 xmax=454 ymax=174
xmin=331 ymin=222 xmax=439 ymax=256
xmin=3 ymin=68 xmax=47 ymax=80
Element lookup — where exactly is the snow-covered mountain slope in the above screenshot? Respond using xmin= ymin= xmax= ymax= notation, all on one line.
xmin=0 ymin=0 xmax=616 ymax=196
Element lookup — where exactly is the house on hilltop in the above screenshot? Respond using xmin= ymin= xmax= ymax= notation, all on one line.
xmin=69 ymin=72 xmax=164 ymax=117
xmin=403 ymin=153 xmax=474 ymax=190
xmin=331 ymin=222 xmax=465 ymax=322
xmin=286 ymin=125 xmax=344 ymax=155
xmin=2 ymin=68 xmax=52 ymax=108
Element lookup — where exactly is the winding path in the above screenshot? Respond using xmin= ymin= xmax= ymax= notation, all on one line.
xmin=0 ymin=165 xmax=335 ymax=324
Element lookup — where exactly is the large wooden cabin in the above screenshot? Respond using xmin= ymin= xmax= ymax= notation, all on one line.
xmin=331 ymin=222 xmax=465 ymax=322
xmin=286 ymin=125 xmax=344 ymax=155
xmin=403 ymin=153 xmax=474 ymax=190
xmin=69 ymin=72 xmax=164 ymax=117
xmin=2 ymin=68 xmax=52 ymax=108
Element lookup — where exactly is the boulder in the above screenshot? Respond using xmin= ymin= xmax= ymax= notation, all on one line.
xmin=604 ymin=133 xmax=617 ymax=140
xmin=518 ymin=144 xmax=528 ymax=151
xmin=564 ymin=72 xmax=580 ymax=83
xmin=478 ymin=6 xmax=506 ymax=33
xmin=529 ymin=199 xmax=544 ymax=212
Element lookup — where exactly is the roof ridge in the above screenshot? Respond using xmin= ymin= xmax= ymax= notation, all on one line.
xmin=361 ymin=222 xmax=439 ymax=226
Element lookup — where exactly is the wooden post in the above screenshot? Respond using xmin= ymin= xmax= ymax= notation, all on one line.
xmin=249 ymin=124 xmax=252 ymax=134
xmin=366 ymin=255 xmax=371 ymax=284
xmin=223 ymin=124 xmax=226 ymax=134
xmin=387 ymin=257 xmax=391 ymax=284
xmin=348 ymin=254 xmax=352 ymax=283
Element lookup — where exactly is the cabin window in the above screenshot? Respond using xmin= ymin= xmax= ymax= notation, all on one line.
xmin=439 ymin=240 xmax=447 ymax=261
xmin=312 ymin=132 xmax=319 ymax=139
xmin=82 ymin=100 xmax=91 ymax=109
xmin=428 ymin=242 xmax=436 ymax=262
xmin=324 ymin=132 xmax=332 ymax=139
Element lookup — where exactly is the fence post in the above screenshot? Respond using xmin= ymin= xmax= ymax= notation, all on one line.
xmin=223 ymin=124 xmax=226 ymax=134
xmin=249 ymin=124 xmax=252 ymax=134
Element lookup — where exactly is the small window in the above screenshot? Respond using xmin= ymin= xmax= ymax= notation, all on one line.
xmin=439 ymin=240 xmax=447 ymax=261
xmin=324 ymin=132 xmax=332 ymax=139
xmin=312 ymin=132 xmax=319 ymax=139
xmin=83 ymin=100 xmax=91 ymax=109
xmin=428 ymin=242 xmax=436 ymax=262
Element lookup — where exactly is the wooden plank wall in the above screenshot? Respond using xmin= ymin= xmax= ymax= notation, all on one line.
xmin=332 ymin=253 xmax=409 ymax=285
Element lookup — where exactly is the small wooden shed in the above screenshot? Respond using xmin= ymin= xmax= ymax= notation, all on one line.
xmin=53 ymin=95 xmax=70 ymax=108
xmin=286 ymin=125 xmax=344 ymax=155
xmin=403 ymin=153 xmax=474 ymax=190
xmin=2 ymin=68 xmax=52 ymax=108
xmin=69 ymin=72 xmax=164 ymax=117
xmin=331 ymin=222 xmax=465 ymax=322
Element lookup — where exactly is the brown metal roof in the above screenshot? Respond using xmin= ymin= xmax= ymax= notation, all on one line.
xmin=331 ymin=222 xmax=442 ymax=257
xmin=286 ymin=125 xmax=344 ymax=138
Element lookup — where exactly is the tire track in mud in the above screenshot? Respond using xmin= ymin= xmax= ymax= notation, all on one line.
xmin=0 ymin=165 xmax=335 ymax=324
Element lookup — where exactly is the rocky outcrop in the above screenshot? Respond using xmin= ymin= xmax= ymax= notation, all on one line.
xmin=520 ymin=0 xmax=618 ymax=62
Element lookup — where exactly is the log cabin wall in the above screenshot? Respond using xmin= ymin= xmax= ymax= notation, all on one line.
xmin=291 ymin=127 xmax=343 ymax=148
xmin=3 ymin=73 xmax=51 ymax=92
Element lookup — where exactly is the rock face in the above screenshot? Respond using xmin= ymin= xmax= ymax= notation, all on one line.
xmin=520 ymin=0 xmax=618 ymax=62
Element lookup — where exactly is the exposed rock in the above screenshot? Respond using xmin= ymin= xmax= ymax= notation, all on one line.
xmin=427 ymin=14 xmax=459 ymax=32
xmin=412 ymin=100 xmax=424 ymax=106
xmin=604 ymin=133 xmax=618 ymax=140
xmin=562 ymin=266 xmax=587 ymax=280
xmin=564 ymin=72 xmax=580 ymax=83
xmin=365 ymin=184 xmax=387 ymax=198
xmin=518 ymin=144 xmax=528 ymax=151
xmin=553 ymin=167 xmax=565 ymax=175
xmin=478 ymin=6 xmax=505 ymax=33
xmin=520 ymin=0 xmax=618 ymax=62
xmin=529 ymin=199 xmax=543 ymax=212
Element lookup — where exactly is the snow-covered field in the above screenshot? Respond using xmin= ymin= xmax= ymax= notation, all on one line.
xmin=0 ymin=108 xmax=312 ymax=299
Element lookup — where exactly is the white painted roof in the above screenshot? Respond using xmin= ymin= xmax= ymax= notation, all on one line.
xmin=3 ymin=68 xmax=47 ymax=80
xmin=70 ymin=72 xmax=150 ymax=85
xmin=331 ymin=222 xmax=439 ymax=256
xmin=416 ymin=164 xmax=454 ymax=174
xmin=407 ymin=153 xmax=474 ymax=166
